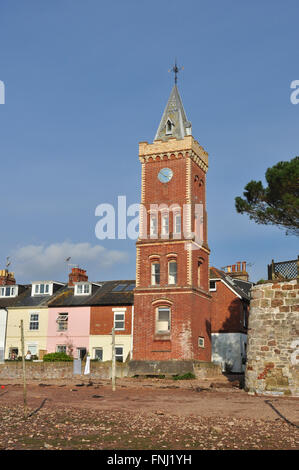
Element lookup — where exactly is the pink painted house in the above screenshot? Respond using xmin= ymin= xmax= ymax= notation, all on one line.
xmin=46 ymin=268 xmax=102 ymax=359
xmin=47 ymin=306 xmax=91 ymax=359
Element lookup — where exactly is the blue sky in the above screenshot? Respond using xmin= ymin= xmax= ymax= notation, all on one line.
xmin=0 ymin=0 xmax=298 ymax=283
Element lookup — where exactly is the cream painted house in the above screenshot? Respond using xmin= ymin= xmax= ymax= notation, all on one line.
xmin=5 ymin=281 xmax=65 ymax=359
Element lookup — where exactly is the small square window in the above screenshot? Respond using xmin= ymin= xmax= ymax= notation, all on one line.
xmin=209 ymin=280 xmax=216 ymax=291
xmin=56 ymin=345 xmax=67 ymax=353
xmin=198 ymin=337 xmax=205 ymax=348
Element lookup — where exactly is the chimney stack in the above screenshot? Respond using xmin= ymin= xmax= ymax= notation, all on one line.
xmin=227 ymin=261 xmax=249 ymax=281
xmin=68 ymin=267 xmax=88 ymax=287
xmin=0 ymin=269 xmax=16 ymax=286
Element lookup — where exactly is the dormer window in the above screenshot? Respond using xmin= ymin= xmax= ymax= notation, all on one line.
xmin=166 ymin=119 xmax=173 ymax=135
xmin=75 ymin=282 xmax=91 ymax=296
xmin=32 ymin=283 xmax=52 ymax=296
xmin=0 ymin=285 xmax=18 ymax=298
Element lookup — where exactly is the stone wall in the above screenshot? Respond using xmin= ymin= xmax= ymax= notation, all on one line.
xmin=0 ymin=361 xmax=129 ymax=381
xmin=0 ymin=359 xmax=222 ymax=382
xmin=245 ymin=280 xmax=299 ymax=396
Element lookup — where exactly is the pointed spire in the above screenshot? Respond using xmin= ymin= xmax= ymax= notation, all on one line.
xmin=154 ymin=84 xmax=192 ymax=142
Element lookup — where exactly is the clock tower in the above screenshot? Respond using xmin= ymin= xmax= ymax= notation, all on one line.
xmin=133 ymin=83 xmax=211 ymax=361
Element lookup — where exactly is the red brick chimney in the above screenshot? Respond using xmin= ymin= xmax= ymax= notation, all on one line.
xmin=68 ymin=267 xmax=88 ymax=287
xmin=0 ymin=269 xmax=16 ymax=286
xmin=228 ymin=261 xmax=249 ymax=281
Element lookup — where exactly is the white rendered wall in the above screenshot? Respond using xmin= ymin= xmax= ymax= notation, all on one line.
xmin=212 ymin=333 xmax=247 ymax=373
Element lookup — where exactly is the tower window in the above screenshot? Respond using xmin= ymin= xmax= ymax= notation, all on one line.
xmin=151 ymin=262 xmax=160 ymax=286
xmin=166 ymin=119 xmax=173 ymax=135
xmin=198 ymin=261 xmax=202 ymax=288
xmin=174 ymin=213 xmax=181 ymax=236
xmin=156 ymin=307 xmax=171 ymax=333
xmin=150 ymin=214 xmax=158 ymax=237
xmin=168 ymin=261 xmax=177 ymax=285
xmin=161 ymin=213 xmax=169 ymax=237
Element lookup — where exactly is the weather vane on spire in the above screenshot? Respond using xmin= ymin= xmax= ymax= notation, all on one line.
xmin=169 ymin=59 xmax=184 ymax=85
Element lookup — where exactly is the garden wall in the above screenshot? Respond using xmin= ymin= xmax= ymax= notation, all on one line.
xmin=245 ymin=279 xmax=299 ymax=396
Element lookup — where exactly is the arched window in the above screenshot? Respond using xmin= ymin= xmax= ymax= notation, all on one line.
xmin=168 ymin=260 xmax=177 ymax=285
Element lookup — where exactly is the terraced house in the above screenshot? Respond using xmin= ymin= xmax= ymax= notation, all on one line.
xmin=2 ymin=273 xmax=64 ymax=359
xmin=47 ymin=268 xmax=134 ymax=362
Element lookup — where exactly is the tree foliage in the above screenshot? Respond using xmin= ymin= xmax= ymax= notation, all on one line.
xmin=235 ymin=156 xmax=299 ymax=236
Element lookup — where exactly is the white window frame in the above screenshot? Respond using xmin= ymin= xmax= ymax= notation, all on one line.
xmin=168 ymin=260 xmax=177 ymax=285
xmin=26 ymin=343 xmax=38 ymax=356
xmin=114 ymin=311 xmax=125 ymax=331
xmin=56 ymin=345 xmax=67 ymax=353
xmin=93 ymin=347 xmax=103 ymax=361
xmin=161 ymin=212 xmax=169 ymax=237
xmin=0 ymin=285 xmax=18 ymax=298
xmin=115 ymin=346 xmax=124 ymax=363
xmin=150 ymin=213 xmax=158 ymax=238
xmin=209 ymin=280 xmax=217 ymax=291
xmin=29 ymin=313 xmax=39 ymax=331
xmin=174 ymin=212 xmax=181 ymax=236
xmin=32 ymin=283 xmax=52 ymax=296
xmin=198 ymin=336 xmax=205 ymax=348
xmin=151 ymin=262 xmax=160 ymax=286
xmin=75 ymin=282 xmax=91 ymax=296
xmin=156 ymin=307 xmax=171 ymax=334
xmin=56 ymin=313 xmax=68 ymax=331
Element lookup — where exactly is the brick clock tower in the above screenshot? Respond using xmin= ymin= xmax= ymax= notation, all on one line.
xmin=133 ymin=83 xmax=212 ymax=362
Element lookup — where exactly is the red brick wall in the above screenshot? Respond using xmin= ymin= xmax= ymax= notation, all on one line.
xmin=210 ymin=280 xmax=248 ymax=333
xmin=133 ymin=291 xmax=211 ymax=361
xmin=90 ymin=305 xmax=132 ymax=335
xmin=134 ymin=149 xmax=211 ymax=361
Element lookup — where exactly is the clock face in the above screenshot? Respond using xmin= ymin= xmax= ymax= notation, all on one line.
xmin=158 ymin=168 xmax=173 ymax=183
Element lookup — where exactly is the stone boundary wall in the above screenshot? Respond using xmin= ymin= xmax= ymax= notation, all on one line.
xmin=0 ymin=360 xmax=222 ymax=382
xmin=0 ymin=361 xmax=129 ymax=381
xmin=128 ymin=360 xmax=222 ymax=378
xmin=245 ymin=280 xmax=299 ymax=396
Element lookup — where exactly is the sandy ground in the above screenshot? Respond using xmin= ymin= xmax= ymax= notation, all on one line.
xmin=0 ymin=377 xmax=298 ymax=450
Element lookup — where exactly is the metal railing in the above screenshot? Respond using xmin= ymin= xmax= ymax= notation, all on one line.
xmin=268 ymin=256 xmax=299 ymax=281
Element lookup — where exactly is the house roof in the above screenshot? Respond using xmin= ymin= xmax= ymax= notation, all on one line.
xmin=209 ymin=267 xmax=253 ymax=300
xmin=0 ymin=283 xmax=66 ymax=309
xmin=48 ymin=280 xmax=135 ymax=308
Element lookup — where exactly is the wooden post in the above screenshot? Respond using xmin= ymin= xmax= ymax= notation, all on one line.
xmin=111 ymin=328 xmax=116 ymax=392
xmin=20 ymin=320 xmax=27 ymax=419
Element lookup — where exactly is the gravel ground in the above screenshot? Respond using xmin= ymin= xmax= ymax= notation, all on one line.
xmin=0 ymin=377 xmax=298 ymax=450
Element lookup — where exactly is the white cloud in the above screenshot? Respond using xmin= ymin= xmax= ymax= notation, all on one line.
xmin=11 ymin=241 xmax=129 ymax=282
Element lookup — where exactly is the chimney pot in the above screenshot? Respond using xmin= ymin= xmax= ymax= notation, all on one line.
xmin=68 ymin=267 xmax=88 ymax=286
